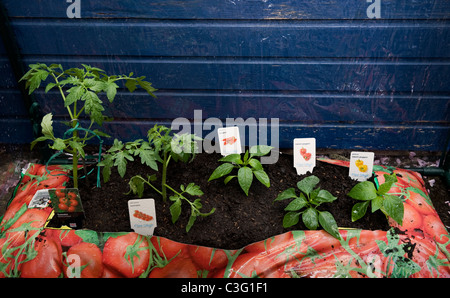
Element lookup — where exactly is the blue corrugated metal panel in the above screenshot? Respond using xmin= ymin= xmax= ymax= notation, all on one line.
xmin=0 ymin=0 xmax=449 ymax=151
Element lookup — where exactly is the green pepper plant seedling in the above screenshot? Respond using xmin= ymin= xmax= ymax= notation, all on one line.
xmin=274 ymin=175 xmax=341 ymax=240
xmin=208 ymin=145 xmax=273 ymax=196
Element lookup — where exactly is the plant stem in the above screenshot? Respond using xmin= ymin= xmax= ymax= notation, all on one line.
xmin=141 ymin=176 xmax=162 ymax=196
xmin=161 ymin=151 xmax=169 ymax=202
xmin=72 ymin=120 xmax=79 ymax=188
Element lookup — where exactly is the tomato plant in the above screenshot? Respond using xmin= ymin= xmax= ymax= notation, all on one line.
xmin=274 ymin=175 xmax=341 ymax=239
xmin=208 ymin=145 xmax=273 ymax=196
xmin=100 ymin=124 xmax=213 ymax=232
xmin=20 ymin=63 xmax=157 ymax=188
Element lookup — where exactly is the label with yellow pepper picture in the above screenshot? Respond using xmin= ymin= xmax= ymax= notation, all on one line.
xmin=349 ymin=151 xmax=374 ymax=181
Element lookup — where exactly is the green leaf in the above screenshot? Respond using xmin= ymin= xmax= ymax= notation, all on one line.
xmin=169 ymin=198 xmax=182 ymax=224
xmin=125 ymin=79 xmax=137 ymax=92
xmin=30 ymin=135 xmax=52 ymax=150
xmin=41 ymin=113 xmax=54 ymax=137
xmin=315 ymin=189 xmax=337 ymax=203
xmin=371 ymin=195 xmax=384 ymax=212
xmin=302 ymin=207 xmax=319 ymax=230
xmin=86 ymin=80 xmax=106 ymax=92
xmin=348 ymin=181 xmax=378 ymax=201
xmin=83 ymin=90 xmax=105 ymax=125
xmin=105 ymin=81 xmax=119 ymax=102
xmin=249 ymin=145 xmax=273 ymax=157
xmin=284 ymin=195 xmax=308 ymax=212
xmin=99 ymin=154 xmax=113 ymax=183
xmin=208 ymin=163 xmax=235 ymax=181
xmin=138 ymin=80 xmax=157 ymax=97
xmin=114 ymin=151 xmax=134 ymax=177
xmin=377 ymin=173 xmax=398 ymax=195
xmin=45 ymin=82 xmax=57 ymax=93
xmin=184 ymin=183 xmax=203 ymax=197
xmin=351 ymin=201 xmax=370 ymax=222
xmin=65 ymin=85 xmax=85 ymax=107
xmin=383 ymin=195 xmax=404 ymax=226
xmin=283 ymin=212 xmax=300 ymax=228
xmin=70 ymin=141 xmax=86 ymax=159
xmin=274 ymin=188 xmax=298 ymax=201
xmin=50 ymin=138 xmax=66 ymax=151
xmin=253 ymin=169 xmax=270 ymax=188
xmin=186 ymin=213 xmax=197 ymax=233
xmin=297 ymin=175 xmax=320 ymax=196
xmin=243 ymin=151 xmax=249 ymax=163
xmin=128 ymin=175 xmax=145 ymax=198
xmin=238 ymin=166 xmax=253 ymax=196
xmin=248 ymin=158 xmax=263 ymax=170
xmin=318 ymin=211 xmax=341 ymax=240
xmin=224 ymin=175 xmax=236 ymax=185
xmin=219 ymin=154 xmax=242 ymax=164
xmin=136 ymin=148 xmax=158 ymax=171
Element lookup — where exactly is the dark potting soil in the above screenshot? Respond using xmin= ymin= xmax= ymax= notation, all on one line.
xmin=72 ymin=151 xmax=399 ymax=249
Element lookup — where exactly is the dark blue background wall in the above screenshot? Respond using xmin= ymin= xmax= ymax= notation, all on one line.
xmin=1 ymin=0 xmax=449 ymax=151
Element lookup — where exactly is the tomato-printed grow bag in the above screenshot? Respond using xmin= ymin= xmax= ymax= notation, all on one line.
xmin=0 ymin=161 xmax=449 ymax=278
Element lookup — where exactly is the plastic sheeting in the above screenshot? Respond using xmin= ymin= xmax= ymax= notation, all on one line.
xmin=0 ymin=161 xmax=449 ymax=278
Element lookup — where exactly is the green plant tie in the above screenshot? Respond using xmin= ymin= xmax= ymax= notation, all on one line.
xmin=45 ymin=122 xmax=103 ymax=188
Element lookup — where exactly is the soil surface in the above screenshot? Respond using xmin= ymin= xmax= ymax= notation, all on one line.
xmin=70 ymin=149 xmax=449 ymax=250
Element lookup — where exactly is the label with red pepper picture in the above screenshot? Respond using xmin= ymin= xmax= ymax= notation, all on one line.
xmin=293 ymin=138 xmax=316 ymax=175
xmin=218 ymin=126 xmax=242 ymax=156
xmin=128 ymin=199 xmax=157 ymax=236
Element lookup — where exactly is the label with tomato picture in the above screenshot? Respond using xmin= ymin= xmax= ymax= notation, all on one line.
xmin=128 ymin=199 xmax=157 ymax=236
xmin=218 ymin=126 xmax=242 ymax=156
xmin=349 ymin=151 xmax=374 ymax=181
xmin=293 ymin=138 xmax=316 ymax=175
xmin=47 ymin=188 xmax=85 ymax=229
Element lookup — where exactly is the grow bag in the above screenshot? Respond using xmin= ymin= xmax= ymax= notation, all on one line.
xmin=0 ymin=161 xmax=449 ymax=278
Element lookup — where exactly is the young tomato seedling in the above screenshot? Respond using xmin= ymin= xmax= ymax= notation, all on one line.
xmin=348 ymin=173 xmax=404 ymax=225
xmin=208 ymin=145 xmax=273 ymax=196
xmin=274 ymin=175 xmax=341 ymax=240
xmin=126 ymin=176 xmax=215 ymax=232
xmin=100 ymin=124 xmax=201 ymax=202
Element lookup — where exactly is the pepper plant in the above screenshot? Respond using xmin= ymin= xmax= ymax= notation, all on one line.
xmin=208 ymin=145 xmax=273 ymax=196
xmin=274 ymin=175 xmax=341 ymax=239
xmin=20 ymin=63 xmax=157 ymax=188
xmin=348 ymin=173 xmax=403 ymax=225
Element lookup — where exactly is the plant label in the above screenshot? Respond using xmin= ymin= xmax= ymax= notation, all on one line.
xmin=128 ymin=199 xmax=157 ymax=236
xmin=29 ymin=189 xmax=51 ymax=208
xmin=293 ymin=138 xmax=316 ymax=175
xmin=349 ymin=151 xmax=374 ymax=181
xmin=47 ymin=188 xmax=85 ymax=229
xmin=218 ymin=126 xmax=242 ymax=156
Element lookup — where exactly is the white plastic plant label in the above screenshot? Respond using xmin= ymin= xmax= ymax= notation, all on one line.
xmin=218 ymin=126 xmax=242 ymax=156
xmin=128 ymin=199 xmax=157 ymax=236
xmin=29 ymin=189 xmax=51 ymax=208
xmin=293 ymin=138 xmax=316 ymax=175
xmin=349 ymin=151 xmax=374 ymax=181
